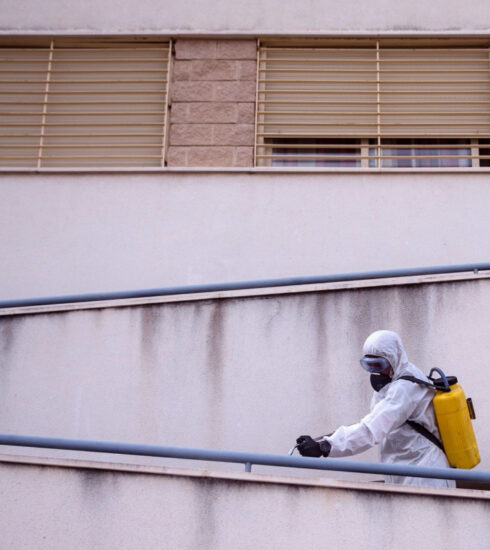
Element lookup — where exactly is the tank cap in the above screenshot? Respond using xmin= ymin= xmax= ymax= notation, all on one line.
xmin=432 ymin=375 xmax=458 ymax=388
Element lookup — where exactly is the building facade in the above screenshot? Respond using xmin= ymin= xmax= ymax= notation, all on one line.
xmin=1 ymin=1 xmax=490 ymax=547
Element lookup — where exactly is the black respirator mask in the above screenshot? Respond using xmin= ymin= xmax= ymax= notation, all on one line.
xmin=369 ymin=372 xmax=392 ymax=392
xmin=360 ymin=355 xmax=393 ymax=392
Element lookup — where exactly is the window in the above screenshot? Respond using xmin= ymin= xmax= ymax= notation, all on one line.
xmin=371 ymin=138 xmax=473 ymax=168
xmin=0 ymin=39 xmax=171 ymax=168
xmin=267 ymin=138 xmax=363 ymax=167
xmin=255 ymin=40 xmax=490 ymax=168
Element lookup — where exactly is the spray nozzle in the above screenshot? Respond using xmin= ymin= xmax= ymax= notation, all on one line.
xmin=288 ymin=444 xmax=299 ymax=456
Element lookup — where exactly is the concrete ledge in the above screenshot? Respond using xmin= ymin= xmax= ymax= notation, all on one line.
xmin=2 ymin=166 xmax=490 ymax=175
xmin=1 ymin=453 xmax=488 ymax=500
xmin=1 ymin=271 xmax=489 ymax=317
xmin=2 ymin=450 xmax=489 ymax=550
xmin=2 ymin=31 xmax=490 ymax=39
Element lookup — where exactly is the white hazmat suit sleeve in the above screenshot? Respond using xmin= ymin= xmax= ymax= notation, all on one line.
xmin=324 ymin=379 xmax=423 ymax=458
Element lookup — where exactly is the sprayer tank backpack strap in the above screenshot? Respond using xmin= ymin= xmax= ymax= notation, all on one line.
xmin=399 ymin=374 xmax=435 ymax=389
xmin=398 ymin=375 xmax=445 ymax=453
xmin=406 ymin=420 xmax=445 ymax=451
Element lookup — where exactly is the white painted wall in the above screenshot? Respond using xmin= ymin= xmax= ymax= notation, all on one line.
xmin=1 ymin=460 xmax=488 ymax=550
xmin=1 ymin=280 xmax=488 ymax=477
xmin=1 ymin=172 xmax=489 ymax=301
xmin=1 ymin=0 xmax=490 ymax=34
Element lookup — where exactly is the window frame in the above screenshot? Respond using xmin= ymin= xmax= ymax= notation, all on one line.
xmin=255 ymin=39 xmax=490 ymax=169
xmin=0 ymin=38 xmax=172 ymax=169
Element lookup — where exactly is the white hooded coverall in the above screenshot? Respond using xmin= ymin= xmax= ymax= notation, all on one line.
xmin=323 ymin=330 xmax=455 ymax=488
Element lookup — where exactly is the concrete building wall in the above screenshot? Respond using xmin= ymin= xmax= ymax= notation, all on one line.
xmin=1 ymin=279 xmax=489 ymax=475
xmin=1 ymin=458 xmax=488 ymax=550
xmin=1 ymin=0 xmax=490 ymax=34
xmin=1 ymin=2 xmax=488 ymax=541
xmin=1 ymin=172 xmax=489 ymax=301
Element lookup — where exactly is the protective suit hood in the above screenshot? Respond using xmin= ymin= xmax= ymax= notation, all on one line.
xmin=362 ymin=330 xmax=410 ymax=379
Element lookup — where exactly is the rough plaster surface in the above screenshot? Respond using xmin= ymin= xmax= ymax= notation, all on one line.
xmin=0 ymin=172 xmax=489 ymax=300
xmin=1 ymin=0 xmax=490 ymax=34
xmin=0 ymin=461 xmax=488 ymax=550
xmin=0 ymin=280 xmax=488 ymax=479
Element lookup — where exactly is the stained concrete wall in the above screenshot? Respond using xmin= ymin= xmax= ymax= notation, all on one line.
xmin=1 ymin=459 xmax=489 ymax=550
xmin=0 ymin=279 xmax=489 ymax=476
xmin=1 ymin=0 xmax=490 ymax=34
xmin=1 ymin=172 xmax=489 ymax=301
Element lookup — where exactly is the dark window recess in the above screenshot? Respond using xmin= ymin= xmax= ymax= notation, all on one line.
xmin=479 ymin=139 xmax=490 ymax=167
xmin=371 ymin=138 xmax=472 ymax=168
xmin=265 ymin=138 xmax=363 ymax=167
xmin=264 ymin=137 xmax=490 ymax=167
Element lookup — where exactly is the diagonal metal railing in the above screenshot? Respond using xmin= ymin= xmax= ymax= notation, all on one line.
xmin=1 ymin=434 xmax=489 ymax=483
xmin=0 ymin=262 xmax=489 ymax=309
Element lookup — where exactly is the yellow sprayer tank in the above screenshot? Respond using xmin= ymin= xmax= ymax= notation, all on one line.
xmin=433 ymin=377 xmax=480 ymax=469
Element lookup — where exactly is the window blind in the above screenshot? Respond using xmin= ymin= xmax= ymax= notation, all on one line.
xmin=255 ymin=41 xmax=490 ymax=167
xmin=0 ymin=40 xmax=171 ymax=168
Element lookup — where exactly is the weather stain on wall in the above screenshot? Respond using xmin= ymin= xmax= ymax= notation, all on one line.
xmin=0 ymin=316 xmax=23 ymax=372
xmin=206 ymin=300 xmax=225 ymax=391
xmin=314 ymin=293 xmax=328 ymax=363
xmin=190 ymin=478 xmax=218 ymax=550
xmin=201 ymin=300 xmax=229 ymax=448
xmin=139 ymin=305 xmax=163 ymax=370
xmin=78 ymin=468 xmax=119 ymax=503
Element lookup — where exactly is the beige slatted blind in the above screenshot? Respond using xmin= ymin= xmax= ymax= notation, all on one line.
xmin=380 ymin=48 xmax=490 ymax=138
xmin=256 ymin=41 xmax=490 ymax=167
xmin=0 ymin=40 xmax=171 ymax=168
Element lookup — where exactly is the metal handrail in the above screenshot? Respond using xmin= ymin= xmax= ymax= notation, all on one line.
xmin=1 ymin=434 xmax=489 ymax=483
xmin=1 ymin=263 xmax=489 ymax=309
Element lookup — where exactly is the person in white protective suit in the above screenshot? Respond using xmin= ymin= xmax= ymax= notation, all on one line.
xmin=296 ymin=330 xmax=455 ymax=488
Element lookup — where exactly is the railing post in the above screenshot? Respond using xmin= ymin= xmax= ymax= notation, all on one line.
xmin=245 ymin=462 xmax=252 ymax=473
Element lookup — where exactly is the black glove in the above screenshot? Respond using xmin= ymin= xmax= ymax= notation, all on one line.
xmin=296 ymin=435 xmax=331 ymax=457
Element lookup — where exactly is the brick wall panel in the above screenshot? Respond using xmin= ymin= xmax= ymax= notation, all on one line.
xmin=216 ymin=40 xmax=257 ymax=59
xmin=175 ymin=39 xmax=217 ymax=59
xmin=237 ymin=60 xmax=258 ymax=81
xmin=170 ymin=39 xmax=257 ymax=167
xmin=214 ymin=81 xmax=256 ymax=102
xmin=171 ymin=81 xmax=215 ymax=102
xmin=173 ymin=61 xmax=193 ymax=81
xmin=172 ymin=103 xmax=239 ymax=124
xmin=171 ymin=124 xmax=213 ymax=146
xmin=186 ymin=147 xmax=235 ymax=166
xmin=191 ymin=60 xmax=238 ymax=81
xmin=190 ymin=103 xmax=239 ymax=123
xmin=235 ymin=147 xmax=254 ymax=166
xmin=213 ymin=124 xmax=255 ymax=146
xmin=237 ymin=103 xmax=255 ymax=124
xmin=170 ymin=104 xmax=190 ymax=123
xmin=166 ymin=147 xmax=188 ymax=166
